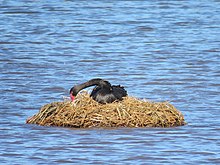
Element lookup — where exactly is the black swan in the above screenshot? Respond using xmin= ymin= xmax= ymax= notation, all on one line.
xmin=69 ymin=78 xmax=127 ymax=104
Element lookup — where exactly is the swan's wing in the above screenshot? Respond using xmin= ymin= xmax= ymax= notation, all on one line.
xmin=90 ymin=86 xmax=100 ymax=97
xmin=112 ymin=85 xmax=127 ymax=99
xmin=91 ymin=88 xmax=115 ymax=104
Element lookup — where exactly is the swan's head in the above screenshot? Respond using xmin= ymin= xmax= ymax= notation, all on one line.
xmin=69 ymin=86 xmax=78 ymax=101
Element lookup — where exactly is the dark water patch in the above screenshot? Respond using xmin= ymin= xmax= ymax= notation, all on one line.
xmin=0 ymin=41 xmax=22 ymax=44
xmin=2 ymin=11 xmax=41 ymax=15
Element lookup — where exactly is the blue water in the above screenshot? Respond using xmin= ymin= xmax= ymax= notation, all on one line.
xmin=0 ymin=0 xmax=220 ymax=164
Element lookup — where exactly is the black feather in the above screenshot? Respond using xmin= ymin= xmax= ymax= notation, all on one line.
xmin=70 ymin=78 xmax=127 ymax=104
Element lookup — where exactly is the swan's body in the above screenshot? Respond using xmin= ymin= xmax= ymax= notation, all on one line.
xmin=70 ymin=78 xmax=127 ymax=104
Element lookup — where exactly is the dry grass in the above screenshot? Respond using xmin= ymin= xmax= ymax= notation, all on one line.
xmin=26 ymin=92 xmax=186 ymax=128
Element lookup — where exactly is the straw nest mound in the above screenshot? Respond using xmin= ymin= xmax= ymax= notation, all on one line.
xmin=26 ymin=92 xmax=186 ymax=128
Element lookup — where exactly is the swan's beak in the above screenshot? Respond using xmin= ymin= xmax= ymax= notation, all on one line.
xmin=70 ymin=94 xmax=75 ymax=101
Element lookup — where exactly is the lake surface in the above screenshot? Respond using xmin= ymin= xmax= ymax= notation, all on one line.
xmin=0 ymin=0 xmax=220 ymax=164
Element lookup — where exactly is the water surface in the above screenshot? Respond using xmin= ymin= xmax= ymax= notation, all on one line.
xmin=0 ymin=0 xmax=220 ymax=164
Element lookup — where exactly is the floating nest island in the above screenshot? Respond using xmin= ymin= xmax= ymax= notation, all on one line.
xmin=26 ymin=92 xmax=186 ymax=128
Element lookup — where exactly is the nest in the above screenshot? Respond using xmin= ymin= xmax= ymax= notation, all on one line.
xmin=26 ymin=92 xmax=186 ymax=128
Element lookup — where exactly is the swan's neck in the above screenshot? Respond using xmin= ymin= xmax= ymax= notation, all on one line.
xmin=75 ymin=78 xmax=111 ymax=94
